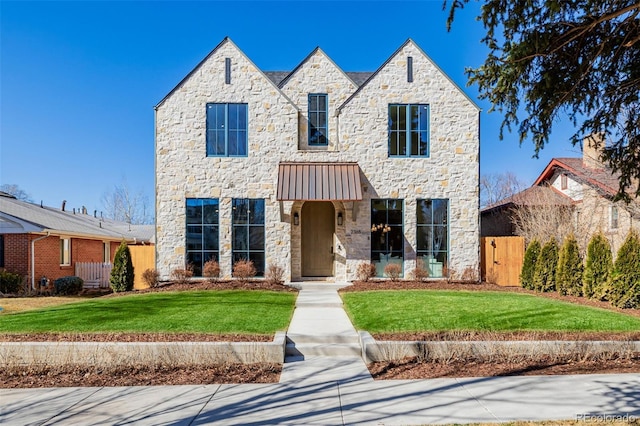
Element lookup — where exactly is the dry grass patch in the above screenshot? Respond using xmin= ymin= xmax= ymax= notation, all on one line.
xmin=0 ymin=297 xmax=87 ymax=314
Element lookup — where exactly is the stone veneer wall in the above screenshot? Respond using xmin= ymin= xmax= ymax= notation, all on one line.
xmin=155 ymin=39 xmax=480 ymax=282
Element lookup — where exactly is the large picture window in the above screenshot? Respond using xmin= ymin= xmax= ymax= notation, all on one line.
xmin=388 ymin=104 xmax=429 ymax=157
xmin=416 ymin=199 xmax=449 ymax=278
xmin=206 ymin=103 xmax=248 ymax=157
xmin=186 ymin=198 xmax=219 ymax=277
xmin=371 ymin=199 xmax=404 ymax=277
xmin=232 ymin=198 xmax=265 ymax=276
xmin=308 ymin=94 xmax=328 ymax=145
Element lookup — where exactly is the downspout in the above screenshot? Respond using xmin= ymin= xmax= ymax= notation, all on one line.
xmin=31 ymin=232 xmax=50 ymax=290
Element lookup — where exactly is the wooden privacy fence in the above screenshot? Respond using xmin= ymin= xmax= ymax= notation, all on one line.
xmin=481 ymin=236 xmax=525 ymax=287
xmin=75 ymin=262 xmax=113 ymax=289
xmin=129 ymin=245 xmax=155 ymax=289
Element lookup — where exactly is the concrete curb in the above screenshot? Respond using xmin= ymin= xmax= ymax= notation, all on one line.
xmin=359 ymin=331 xmax=640 ymax=363
xmin=0 ymin=331 xmax=287 ymax=367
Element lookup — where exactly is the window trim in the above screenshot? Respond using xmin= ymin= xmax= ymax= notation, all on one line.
xmin=206 ymin=103 xmax=248 ymax=157
xmin=416 ymin=198 xmax=450 ymax=278
xmin=232 ymin=198 xmax=266 ymax=277
xmin=60 ymin=237 xmax=71 ymax=266
xmin=308 ymin=93 xmax=328 ymax=146
xmin=186 ymin=198 xmax=220 ymax=277
xmin=388 ymin=103 xmax=430 ymax=158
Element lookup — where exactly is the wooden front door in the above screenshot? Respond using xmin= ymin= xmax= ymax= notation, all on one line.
xmin=302 ymin=201 xmax=335 ymax=276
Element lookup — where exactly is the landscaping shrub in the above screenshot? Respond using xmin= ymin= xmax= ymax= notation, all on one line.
xmin=203 ymin=259 xmax=221 ymax=282
xmin=556 ymin=234 xmax=583 ymax=296
xmin=110 ymin=241 xmax=134 ymax=292
xmin=520 ymin=239 xmax=541 ymax=289
xmin=171 ymin=265 xmax=193 ymax=285
xmin=265 ymin=264 xmax=285 ymax=285
xmin=54 ymin=276 xmax=84 ymax=295
xmin=410 ymin=260 xmax=429 ymax=281
xmin=583 ymin=232 xmax=613 ymax=300
xmin=233 ymin=259 xmax=256 ymax=282
xmin=0 ymin=270 xmax=23 ymax=294
xmin=356 ymin=262 xmax=377 ymax=282
xmin=532 ymin=238 xmax=558 ymax=292
xmin=142 ymin=268 xmax=160 ymax=288
xmin=608 ymin=230 xmax=640 ymax=309
xmin=383 ymin=263 xmax=402 ymax=281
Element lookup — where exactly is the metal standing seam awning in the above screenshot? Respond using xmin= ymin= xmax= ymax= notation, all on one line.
xmin=276 ymin=162 xmax=363 ymax=201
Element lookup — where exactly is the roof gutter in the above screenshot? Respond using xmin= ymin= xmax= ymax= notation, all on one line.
xmin=31 ymin=232 xmax=50 ymax=291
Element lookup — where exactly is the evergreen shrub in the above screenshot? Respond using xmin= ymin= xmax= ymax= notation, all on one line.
xmin=520 ymin=239 xmax=541 ymax=289
xmin=110 ymin=241 xmax=134 ymax=292
xmin=608 ymin=230 xmax=640 ymax=309
xmin=533 ymin=238 xmax=558 ymax=292
xmin=556 ymin=234 xmax=583 ymax=296
xmin=583 ymin=232 xmax=613 ymax=300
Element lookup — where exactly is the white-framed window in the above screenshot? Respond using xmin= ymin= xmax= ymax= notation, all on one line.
xmin=60 ymin=237 xmax=71 ymax=266
xmin=610 ymin=205 xmax=619 ymax=229
xmin=103 ymin=242 xmax=111 ymax=263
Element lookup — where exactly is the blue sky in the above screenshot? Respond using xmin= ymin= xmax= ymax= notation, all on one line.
xmin=1 ymin=0 xmax=581 ymax=214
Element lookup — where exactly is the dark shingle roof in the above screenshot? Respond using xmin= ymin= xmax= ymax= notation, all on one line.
xmin=481 ymin=186 xmax=572 ymax=214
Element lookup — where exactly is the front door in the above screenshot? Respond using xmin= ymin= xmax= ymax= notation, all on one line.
xmin=301 ymin=201 xmax=335 ymax=276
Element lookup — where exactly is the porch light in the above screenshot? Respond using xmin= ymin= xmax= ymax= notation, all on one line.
xmin=337 ymin=212 xmax=343 ymax=226
xmin=293 ymin=212 xmax=299 ymax=226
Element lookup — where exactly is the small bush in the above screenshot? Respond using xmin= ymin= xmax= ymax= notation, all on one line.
xmin=556 ymin=234 xmax=583 ymax=296
xmin=54 ymin=276 xmax=84 ymax=295
xmin=410 ymin=261 xmax=429 ymax=281
xmin=383 ymin=263 xmax=402 ymax=281
xmin=0 ymin=270 xmax=23 ymax=294
xmin=203 ymin=259 xmax=221 ymax=282
xmin=583 ymin=232 xmax=613 ymax=300
xmin=265 ymin=264 xmax=285 ymax=285
xmin=608 ymin=230 xmax=640 ymax=309
xmin=233 ymin=259 xmax=256 ymax=282
xmin=110 ymin=241 xmax=134 ymax=293
xmin=356 ymin=262 xmax=377 ymax=282
xmin=171 ymin=265 xmax=193 ymax=284
xmin=520 ymin=239 xmax=541 ymax=289
xmin=533 ymin=238 xmax=558 ymax=292
xmin=142 ymin=268 xmax=160 ymax=288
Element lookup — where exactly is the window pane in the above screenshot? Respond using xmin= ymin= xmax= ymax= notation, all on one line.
xmin=233 ymin=226 xmax=248 ymax=250
xmin=389 ymin=133 xmax=398 ymax=156
xmin=416 ymin=226 xmax=432 ymax=251
xmin=397 ymin=105 xmax=407 ymax=130
xmin=250 ymin=199 xmax=265 ymax=224
xmin=187 ymin=252 xmax=203 ymax=276
xmin=410 ymin=105 xmax=420 ymax=130
xmin=417 ymin=199 xmax=432 ymax=224
xmin=249 ymin=226 xmax=265 ymax=250
xmin=186 ymin=226 xmax=202 ymax=250
xmin=387 ymin=200 xmax=403 ymax=224
xmin=202 ymin=200 xmax=219 ymax=224
xmin=419 ymin=105 xmax=429 ymax=130
xmin=433 ymin=226 xmax=448 ymax=252
xmin=388 ymin=225 xmax=403 ymax=253
xmin=398 ymin=133 xmax=406 ymax=156
xmin=237 ymin=104 xmax=247 ymax=129
xmin=233 ymin=199 xmax=249 ymax=224
xmin=249 ymin=252 xmax=265 ymax=277
xmin=186 ymin=199 xmax=202 ymax=224
xmin=432 ymin=199 xmax=448 ymax=225
xmin=228 ymin=132 xmax=238 ymax=156
xmin=411 ymin=132 xmax=419 ymax=156
xmin=203 ymin=226 xmax=218 ymax=250
xmin=318 ymin=94 xmax=327 ymax=111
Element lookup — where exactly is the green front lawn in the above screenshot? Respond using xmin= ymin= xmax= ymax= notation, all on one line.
xmin=0 ymin=290 xmax=296 ymax=335
xmin=342 ymin=290 xmax=640 ymax=333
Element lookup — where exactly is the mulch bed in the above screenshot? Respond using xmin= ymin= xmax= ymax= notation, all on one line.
xmin=3 ymin=279 xmax=640 ymax=387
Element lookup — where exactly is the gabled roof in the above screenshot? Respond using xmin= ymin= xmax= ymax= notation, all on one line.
xmin=337 ymin=38 xmax=481 ymax=113
xmin=277 ymin=47 xmax=359 ymax=89
xmin=481 ymin=185 xmax=573 ymax=215
xmin=155 ymin=37 xmax=298 ymax=111
xmin=0 ymin=193 xmax=154 ymax=243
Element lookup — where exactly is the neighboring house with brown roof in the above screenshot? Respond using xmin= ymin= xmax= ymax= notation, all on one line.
xmin=155 ymin=37 xmax=480 ymax=281
xmin=0 ymin=192 xmax=154 ymax=289
xmin=482 ymin=135 xmax=640 ymax=254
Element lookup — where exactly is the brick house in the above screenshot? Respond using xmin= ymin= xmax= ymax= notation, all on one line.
xmin=481 ymin=134 xmax=640 ymax=254
xmin=0 ymin=192 xmax=154 ymax=289
xmin=155 ymin=37 xmax=480 ymax=282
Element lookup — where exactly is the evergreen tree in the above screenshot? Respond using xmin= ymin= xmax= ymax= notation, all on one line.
xmin=556 ymin=234 xmax=583 ymax=296
xmin=608 ymin=230 xmax=640 ymax=309
xmin=110 ymin=241 xmax=134 ymax=293
xmin=533 ymin=238 xmax=558 ymax=292
xmin=520 ymin=239 xmax=541 ymax=290
xmin=583 ymin=232 xmax=613 ymax=300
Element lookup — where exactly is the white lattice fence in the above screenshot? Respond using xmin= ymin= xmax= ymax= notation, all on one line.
xmin=75 ymin=262 xmax=113 ymax=288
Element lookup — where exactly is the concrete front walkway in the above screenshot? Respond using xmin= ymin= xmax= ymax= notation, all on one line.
xmin=1 ymin=282 xmax=640 ymax=425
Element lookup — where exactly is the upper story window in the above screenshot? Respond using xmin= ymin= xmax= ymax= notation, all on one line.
xmin=308 ymin=94 xmax=328 ymax=145
xmin=206 ymin=103 xmax=248 ymax=157
xmin=560 ymin=174 xmax=568 ymax=190
xmin=388 ymin=104 xmax=430 ymax=157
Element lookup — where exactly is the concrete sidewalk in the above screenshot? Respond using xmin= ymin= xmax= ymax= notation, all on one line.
xmin=1 ymin=282 xmax=639 ymax=425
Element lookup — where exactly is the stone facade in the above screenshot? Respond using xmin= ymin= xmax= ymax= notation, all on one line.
xmin=155 ymin=38 xmax=480 ymax=282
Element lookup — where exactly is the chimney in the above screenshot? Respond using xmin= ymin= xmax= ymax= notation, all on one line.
xmin=583 ymin=133 xmax=605 ymax=169
xmin=82 ymin=206 xmax=87 ymax=215
xmin=61 ymin=200 xmax=67 ymax=211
